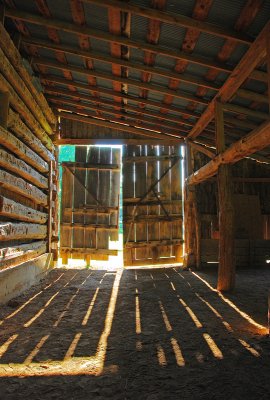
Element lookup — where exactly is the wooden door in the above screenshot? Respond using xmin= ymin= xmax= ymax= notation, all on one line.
xmin=60 ymin=146 xmax=120 ymax=264
xmin=123 ymin=145 xmax=183 ymax=266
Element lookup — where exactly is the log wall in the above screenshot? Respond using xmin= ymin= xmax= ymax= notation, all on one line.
xmin=0 ymin=22 xmax=57 ymax=274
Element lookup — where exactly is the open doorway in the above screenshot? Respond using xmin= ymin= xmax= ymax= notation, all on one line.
xmin=59 ymin=145 xmax=122 ymax=269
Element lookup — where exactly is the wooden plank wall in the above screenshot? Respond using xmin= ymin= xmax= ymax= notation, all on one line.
xmin=60 ymin=146 xmax=120 ymax=263
xmin=0 ymin=23 xmax=56 ymax=271
xmin=123 ymin=145 xmax=183 ymax=266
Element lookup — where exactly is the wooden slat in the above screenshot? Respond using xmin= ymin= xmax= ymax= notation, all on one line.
xmin=60 ymin=247 xmax=117 ymax=255
xmin=0 ymin=90 xmax=10 ymax=129
xmin=0 ymin=148 xmax=48 ymax=189
xmin=0 ymin=222 xmax=47 ymax=241
xmin=0 ymin=169 xmax=47 ymax=205
xmin=61 ymin=161 xmax=120 ymax=170
xmin=0 ymin=195 xmax=47 ymax=223
xmin=125 ymin=239 xmax=183 ymax=248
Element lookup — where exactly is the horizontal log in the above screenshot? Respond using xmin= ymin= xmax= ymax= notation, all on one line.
xmin=0 ymin=222 xmax=47 ymax=241
xmin=0 ymin=148 xmax=48 ymax=189
xmin=125 ymin=239 xmax=183 ymax=248
xmin=0 ymin=169 xmax=47 ymax=205
xmin=123 ymin=155 xmax=181 ymax=163
xmin=8 ymin=109 xmax=54 ymax=161
xmin=0 ymin=125 xmax=48 ymax=173
xmin=60 ymin=247 xmax=118 ymax=255
xmin=0 ymin=22 xmax=55 ymax=126
xmin=123 ymin=198 xmax=182 ymax=205
xmin=62 ymin=161 xmax=120 ymax=170
xmin=0 ymin=196 xmax=47 ymax=223
xmin=188 ymin=141 xmax=216 ymax=159
xmin=222 ymin=103 xmax=269 ymax=121
xmin=0 ymin=46 xmax=52 ymax=135
xmin=188 ymin=119 xmax=270 ymax=185
xmin=56 ymin=137 xmax=181 ymax=145
xmin=0 ymin=240 xmax=47 ymax=270
xmin=237 ymin=89 xmax=268 ymax=104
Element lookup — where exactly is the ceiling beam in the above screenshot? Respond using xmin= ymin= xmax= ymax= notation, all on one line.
xmin=188 ymin=19 xmax=270 ymax=139
xmin=187 ymin=118 xmax=270 ymax=185
xmin=22 ymin=36 xmax=220 ymax=91
xmin=44 ymin=87 xmax=193 ymax=127
xmin=56 ymin=110 xmax=183 ymax=142
xmin=83 ymin=0 xmax=252 ymax=44
xmin=33 ymin=56 xmax=209 ymax=105
xmin=48 ymin=95 xmax=189 ymax=135
xmin=4 ymin=8 xmax=236 ymax=74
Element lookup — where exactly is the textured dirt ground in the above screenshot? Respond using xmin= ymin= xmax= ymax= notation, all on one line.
xmin=0 ymin=266 xmax=270 ymax=399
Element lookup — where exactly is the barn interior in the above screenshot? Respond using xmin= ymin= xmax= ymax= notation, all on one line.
xmin=0 ymin=0 xmax=270 ymax=398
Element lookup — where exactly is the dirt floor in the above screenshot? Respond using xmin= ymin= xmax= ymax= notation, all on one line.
xmin=0 ymin=266 xmax=270 ymax=399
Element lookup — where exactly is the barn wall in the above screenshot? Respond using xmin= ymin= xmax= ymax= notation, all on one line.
xmin=0 ymin=23 xmax=57 ymax=303
xmin=193 ymin=152 xmax=270 ymax=267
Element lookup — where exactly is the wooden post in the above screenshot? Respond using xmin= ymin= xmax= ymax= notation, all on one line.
xmin=216 ymin=101 xmax=235 ymax=291
xmin=267 ymin=30 xmax=270 ymax=112
xmin=47 ymin=160 xmax=53 ymax=253
xmin=0 ymin=91 xmax=10 ymax=129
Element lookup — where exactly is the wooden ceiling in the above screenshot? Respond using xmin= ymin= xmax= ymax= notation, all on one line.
xmin=1 ymin=0 xmax=270 ymax=159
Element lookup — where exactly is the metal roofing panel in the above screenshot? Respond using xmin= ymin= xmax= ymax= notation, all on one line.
xmin=83 ymin=3 xmax=109 ymax=32
xmin=158 ymin=23 xmax=186 ymax=50
xmin=206 ymin=0 xmax=246 ymax=29
xmin=194 ymin=32 xmax=227 ymax=59
xmin=131 ymin=15 xmax=148 ymax=41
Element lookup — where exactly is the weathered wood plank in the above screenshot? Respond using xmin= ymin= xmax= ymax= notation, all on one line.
xmin=0 ymin=169 xmax=47 ymax=205
xmin=8 ymin=109 xmax=54 ymax=162
xmin=0 ymin=240 xmax=47 ymax=270
xmin=125 ymin=239 xmax=183 ymax=248
xmin=0 ymin=196 xmax=47 ymax=223
xmin=0 ymin=125 xmax=48 ymax=173
xmin=0 ymin=90 xmax=10 ymax=129
xmin=0 ymin=22 xmax=55 ymax=126
xmin=0 ymin=223 xmax=47 ymax=241
xmin=0 ymin=148 xmax=48 ymax=189
xmin=0 ymin=46 xmax=52 ymax=135
xmin=60 ymin=247 xmax=117 ymax=255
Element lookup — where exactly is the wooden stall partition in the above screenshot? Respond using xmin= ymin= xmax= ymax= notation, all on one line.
xmin=123 ymin=144 xmax=183 ymax=266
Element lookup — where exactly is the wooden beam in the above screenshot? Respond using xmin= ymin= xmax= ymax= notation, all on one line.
xmin=125 ymin=239 xmax=183 ymax=248
xmin=34 ymin=57 xmax=208 ymax=106
xmin=45 ymin=86 xmax=194 ymax=128
xmin=83 ymin=0 xmax=252 ymax=44
xmin=0 ymin=148 xmax=48 ymax=189
xmin=55 ymin=137 xmax=180 ymax=145
xmin=267 ymin=30 xmax=270 ymax=111
xmin=4 ymin=8 xmax=235 ymax=74
xmin=48 ymin=97 xmax=188 ymax=136
xmin=60 ymin=247 xmax=118 ymax=255
xmin=215 ymin=101 xmax=235 ymax=291
xmin=0 ymin=125 xmax=48 ymax=173
xmin=0 ymin=196 xmax=47 ymax=223
xmin=56 ymin=111 xmax=183 ymax=142
xmin=0 ymin=91 xmax=10 ymax=129
xmin=188 ymin=140 xmax=215 ymax=159
xmin=188 ymin=116 xmax=270 ymax=186
xmin=0 ymin=169 xmax=47 ymax=205
xmin=0 ymin=222 xmax=47 ymax=241
xmin=222 ymin=102 xmax=269 ymax=121
xmin=123 ymin=154 xmax=181 ymax=163
xmin=62 ymin=161 xmax=120 ymax=171
xmin=23 ymin=36 xmax=220 ymax=92
xmin=188 ymin=19 xmax=270 ymax=139
xmin=60 ymin=223 xmax=118 ymax=230
xmin=0 ymin=241 xmax=47 ymax=270
xmin=236 ymin=88 xmax=268 ymax=104
xmin=124 ymin=214 xmax=182 ymax=222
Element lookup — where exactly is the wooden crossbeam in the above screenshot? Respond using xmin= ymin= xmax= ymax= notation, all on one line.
xmin=125 ymin=239 xmax=183 ymax=248
xmin=187 ymin=118 xmax=270 ymax=185
xmin=83 ymin=0 xmax=252 ymax=43
xmin=61 ymin=161 xmax=120 ymax=171
xmin=188 ymin=19 xmax=270 ymax=139
xmin=5 ymin=8 xmax=235 ymax=73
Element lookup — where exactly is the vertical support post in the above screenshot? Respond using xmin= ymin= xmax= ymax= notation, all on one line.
xmin=183 ymin=143 xmax=200 ymax=269
xmin=47 ymin=160 xmax=53 ymax=253
xmin=267 ymin=30 xmax=270 ymax=112
xmin=0 ymin=5 xmax=5 ymax=25
xmin=0 ymin=91 xmax=10 ymax=129
xmin=216 ymin=101 xmax=235 ymax=291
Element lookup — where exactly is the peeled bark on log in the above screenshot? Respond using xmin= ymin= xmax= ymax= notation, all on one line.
xmin=0 ymin=148 xmax=48 ymax=189
xmin=0 ymin=240 xmax=47 ymax=270
xmin=0 ymin=125 xmax=48 ymax=173
xmin=0 ymin=222 xmax=47 ymax=241
xmin=0 ymin=22 xmax=56 ymax=127
xmin=8 ymin=109 xmax=54 ymax=162
xmin=0 ymin=169 xmax=47 ymax=205
xmin=0 ymin=196 xmax=48 ymax=223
